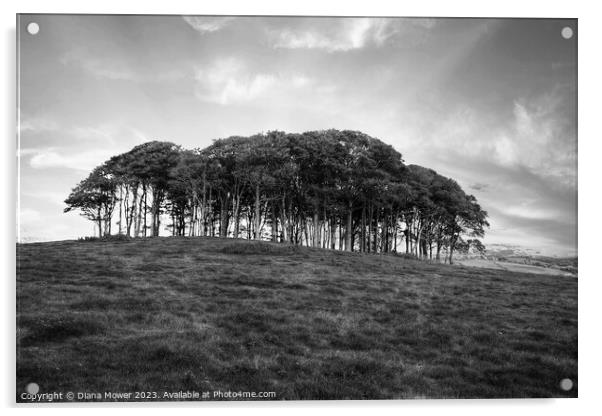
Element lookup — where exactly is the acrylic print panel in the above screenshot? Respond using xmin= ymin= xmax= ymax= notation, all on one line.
xmin=16 ymin=14 xmax=577 ymax=402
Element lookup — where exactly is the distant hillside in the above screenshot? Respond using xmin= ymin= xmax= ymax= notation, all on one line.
xmin=479 ymin=244 xmax=578 ymax=276
xmin=17 ymin=237 xmax=577 ymax=400
xmin=485 ymin=243 xmax=543 ymax=257
xmin=448 ymin=243 xmax=577 ymax=277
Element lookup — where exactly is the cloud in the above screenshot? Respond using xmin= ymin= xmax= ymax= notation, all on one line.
xmin=267 ymin=18 xmax=437 ymax=52
xmin=17 ymin=148 xmax=39 ymax=157
xmin=20 ymin=115 xmax=59 ymax=133
xmin=193 ymin=58 xmax=318 ymax=105
xmin=425 ymin=147 xmax=577 ymax=257
xmin=484 ymin=205 xmax=577 ymax=256
xmin=470 ymin=182 xmax=489 ymax=191
xmin=22 ymin=124 xmax=150 ymax=171
xmin=61 ymin=50 xmax=185 ymax=82
xmin=268 ymin=18 xmax=396 ymax=52
xmin=80 ymin=63 xmax=135 ymax=81
xmin=504 ymin=204 xmax=566 ymax=221
xmin=397 ymin=84 xmax=576 ymax=257
xmin=491 ymin=94 xmax=576 ymax=186
xmin=182 ymin=16 xmax=235 ymax=34
xmin=28 ymin=148 xmax=115 ymax=171
xmin=408 ymin=84 xmax=576 ymax=189
xmin=61 ymin=50 xmax=136 ymax=80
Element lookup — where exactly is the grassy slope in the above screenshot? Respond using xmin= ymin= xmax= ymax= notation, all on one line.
xmin=16 ymin=237 xmax=577 ymax=400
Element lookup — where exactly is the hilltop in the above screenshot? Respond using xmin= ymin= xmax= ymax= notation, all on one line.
xmin=16 ymin=237 xmax=577 ymax=400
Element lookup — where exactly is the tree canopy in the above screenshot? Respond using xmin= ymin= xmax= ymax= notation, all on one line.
xmin=64 ymin=130 xmax=489 ymax=263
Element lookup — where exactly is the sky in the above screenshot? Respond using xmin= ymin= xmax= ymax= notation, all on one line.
xmin=17 ymin=15 xmax=577 ymax=256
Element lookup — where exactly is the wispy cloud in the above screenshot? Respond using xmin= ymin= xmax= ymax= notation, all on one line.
xmin=408 ymin=84 xmax=576 ymax=188
xmin=492 ymin=92 xmax=576 ymax=186
xmin=267 ymin=18 xmax=438 ymax=52
xmin=20 ymin=115 xmax=59 ymax=133
xmin=470 ymin=182 xmax=489 ymax=192
xmin=28 ymin=148 xmax=116 ymax=171
xmin=267 ymin=18 xmax=396 ymax=52
xmin=395 ymin=80 xmax=576 ymax=256
xmin=61 ymin=50 xmax=185 ymax=82
xmin=22 ymin=124 xmax=149 ymax=171
xmin=485 ymin=205 xmax=577 ymax=256
xmin=194 ymin=58 xmax=316 ymax=105
xmin=182 ymin=16 xmax=235 ymax=34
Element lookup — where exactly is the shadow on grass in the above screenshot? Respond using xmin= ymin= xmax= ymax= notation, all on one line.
xmin=19 ymin=313 xmax=108 ymax=347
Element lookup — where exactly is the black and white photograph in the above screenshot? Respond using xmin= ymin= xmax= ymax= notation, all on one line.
xmin=16 ymin=14 xmax=577 ymax=402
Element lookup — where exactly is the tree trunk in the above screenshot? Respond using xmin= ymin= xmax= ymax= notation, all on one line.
xmin=405 ymin=222 xmax=410 ymax=254
xmin=124 ymin=185 xmax=131 ymax=236
xmin=449 ymin=236 xmax=457 ymax=265
xmin=135 ymin=185 xmax=144 ymax=237
xmin=219 ymin=195 xmax=229 ymax=238
xmin=190 ymin=191 xmax=197 ymax=236
xmin=105 ymin=202 xmax=111 ymax=234
xmin=367 ymin=204 xmax=373 ymax=253
xmin=371 ymin=207 xmax=377 ymax=253
xmin=382 ymin=211 xmax=389 ymax=253
xmin=271 ymin=202 xmax=278 ymax=242
xmin=279 ymin=194 xmax=288 ymax=242
xmin=208 ymin=186 xmax=213 ymax=237
xmin=330 ymin=217 xmax=336 ymax=250
xmin=201 ymin=172 xmax=207 ymax=237
xmin=393 ymin=212 xmax=399 ymax=252
xmin=233 ymin=194 xmax=241 ymax=239
xmin=346 ymin=202 xmax=353 ymax=252
xmin=361 ymin=203 xmax=366 ymax=252
xmin=415 ymin=218 xmax=423 ymax=258
xmin=351 ymin=219 xmax=356 ymax=251
xmin=152 ymin=190 xmax=161 ymax=237
xmin=97 ymin=207 xmax=102 ymax=238
xmin=254 ymin=184 xmax=261 ymax=240
xmin=118 ymin=186 xmax=123 ymax=235
xmin=338 ymin=218 xmax=344 ymax=251
xmin=313 ymin=210 xmax=320 ymax=248
xmin=129 ymin=185 xmax=138 ymax=237
xmin=142 ymin=185 xmax=147 ymax=237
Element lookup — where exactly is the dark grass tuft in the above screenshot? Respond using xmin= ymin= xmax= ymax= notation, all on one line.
xmin=78 ymin=234 xmax=132 ymax=243
xmin=220 ymin=240 xmax=301 ymax=255
xmin=18 ymin=313 xmax=107 ymax=347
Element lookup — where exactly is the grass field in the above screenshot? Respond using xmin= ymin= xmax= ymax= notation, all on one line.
xmin=16 ymin=237 xmax=577 ymax=401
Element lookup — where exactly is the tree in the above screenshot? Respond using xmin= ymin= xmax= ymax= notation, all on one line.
xmin=64 ymin=164 xmax=118 ymax=237
xmin=64 ymin=130 xmax=488 ymax=261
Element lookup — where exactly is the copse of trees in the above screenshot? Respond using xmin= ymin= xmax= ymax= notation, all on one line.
xmin=64 ymin=129 xmax=489 ymax=264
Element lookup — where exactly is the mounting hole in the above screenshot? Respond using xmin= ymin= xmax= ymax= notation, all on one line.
xmin=27 ymin=22 xmax=40 ymax=35
xmin=560 ymin=378 xmax=573 ymax=391
xmin=561 ymin=26 xmax=573 ymax=39
xmin=26 ymin=382 xmax=39 ymax=394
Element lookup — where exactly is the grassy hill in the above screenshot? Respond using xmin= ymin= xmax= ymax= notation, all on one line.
xmin=16 ymin=237 xmax=577 ymax=401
